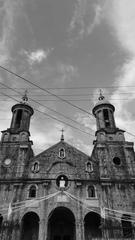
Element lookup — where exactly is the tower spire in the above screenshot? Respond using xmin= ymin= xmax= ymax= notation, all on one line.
xmin=98 ymin=89 xmax=105 ymax=101
xmin=22 ymin=90 xmax=28 ymax=104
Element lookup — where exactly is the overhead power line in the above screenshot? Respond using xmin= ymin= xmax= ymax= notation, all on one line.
xmin=0 ymin=65 xmax=135 ymax=139
xmin=0 ymin=90 xmax=94 ymax=138
xmin=0 ymin=98 xmax=135 ymax=102
xmin=0 ymin=81 xmax=95 ymax=135
xmin=1 ymin=93 xmax=135 ymax=96
xmin=1 ymin=86 xmax=135 ymax=90
xmin=0 ymin=65 xmax=91 ymax=115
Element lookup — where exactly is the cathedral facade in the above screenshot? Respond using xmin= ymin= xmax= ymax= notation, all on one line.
xmin=0 ymin=94 xmax=135 ymax=240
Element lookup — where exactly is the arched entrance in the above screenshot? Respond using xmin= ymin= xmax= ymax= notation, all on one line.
xmin=84 ymin=212 xmax=102 ymax=239
xmin=47 ymin=207 xmax=76 ymax=240
xmin=20 ymin=212 xmax=39 ymax=240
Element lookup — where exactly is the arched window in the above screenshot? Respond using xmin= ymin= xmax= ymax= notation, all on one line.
xmin=103 ymin=109 xmax=110 ymax=128
xmin=59 ymin=148 xmax=65 ymax=158
xmin=15 ymin=109 xmax=23 ymax=129
xmin=86 ymin=162 xmax=93 ymax=172
xmin=32 ymin=162 xmax=39 ymax=173
xmin=121 ymin=214 xmax=133 ymax=238
xmin=87 ymin=185 xmax=95 ymax=198
xmin=29 ymin=185 xmax=37 ymax=198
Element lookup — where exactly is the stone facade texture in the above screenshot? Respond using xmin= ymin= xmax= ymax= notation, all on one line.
xmin=0 ymin=96 xmax=134 ymax=240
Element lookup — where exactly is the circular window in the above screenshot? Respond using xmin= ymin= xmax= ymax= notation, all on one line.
xmin=113 ymin=157 xmax=121 ymax=166
xmin=4 ymin=158 xmax=11 ymax=166
xmin=56 ymin=175 xmax=68 ymax=188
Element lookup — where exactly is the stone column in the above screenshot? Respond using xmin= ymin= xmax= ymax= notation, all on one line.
xmin=38 ymin=219 xmax=46 ymax=240
xmin=76 ymin=219 xmax=84 ymax=240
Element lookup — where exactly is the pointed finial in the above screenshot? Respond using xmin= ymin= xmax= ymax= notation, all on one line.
xmin=60 ymin=129 xmax=64 ymax=141
xmin=22 ymin=90 xmax=28 ymax=104
xmin=98 ymin=89 xmax=105 ymax=101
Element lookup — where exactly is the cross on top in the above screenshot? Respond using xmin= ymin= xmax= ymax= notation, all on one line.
xmin=22 ymin=90 xmax=28 ymax=103
xmin=98 ymin=89 xmax=105 ymax=101
xmin=60 ymin=129 xmax=64 ymax=141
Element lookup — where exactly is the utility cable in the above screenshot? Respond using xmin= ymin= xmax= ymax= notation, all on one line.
xmin=0 ymin=65 xmax=135 ymax=139
xmin=0 ymin=65 xmax=91 ymax=115
xmin=0 ymin=91 xmax=94 ymax=137
xmin=0 ymin=82 xmax=95 ymax=134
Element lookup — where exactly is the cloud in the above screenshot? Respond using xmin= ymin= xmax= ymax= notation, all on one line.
xmin=105 ymin=0 xmax=135 ymax=55
xmin=87 ymin=3 xmax=103 ymax=35
xmin=0 ymin=0 xmax=20 ymax=64
xmin=110 ymin=59 xmax=135 ymax=139
xmin=22 ymin=48 xmax=53 ymax=65
xmin=70 ymin=138 xmax=91 ymax=155
xmin=75 ymin=112 xmax=96 ymax=132
xmin=68 ymin=0 xmax=103 ymax=40
xmin=31 ymin=121 xmax=74 ymax=154
xmin=57 ymin=63 xmax=78 ymax=82
xmin=105 ymin=0 xmax=135 ymax=141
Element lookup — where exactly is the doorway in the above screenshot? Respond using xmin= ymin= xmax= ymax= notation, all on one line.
xmin=47 ymin=207 xmax=76 ymax=240
xmin=84 ymin=212 xmax=102 ymax=239
xmin=20 ymin=212 xmax=39 ymax=240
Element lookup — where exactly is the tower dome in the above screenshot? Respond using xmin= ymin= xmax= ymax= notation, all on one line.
xmin=10 ymin=91 xmax=34 ymax=133
xmin=92 ymin=91 xmax=116 ymax=131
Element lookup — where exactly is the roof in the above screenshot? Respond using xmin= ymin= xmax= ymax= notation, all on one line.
xmin=92 ymin=93 xmax=115 ymax=114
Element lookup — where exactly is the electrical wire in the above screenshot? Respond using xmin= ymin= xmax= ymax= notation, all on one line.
xmin=1 ymin=86 xmax=135 ymax=90
xmin=0 ymin=65 xmax=91 ymax=115
xmin=0 ymin=91 xmax=93 ymax=137
xmin=1 ymin=98 xmax=135 ymax=102
xmin=0 ymin=65 xmax=135 ymax=139
xmin=1 ymin=92 xmax=135 ymax=96
xmin=0 ymin=81 xmax=96 ymax=135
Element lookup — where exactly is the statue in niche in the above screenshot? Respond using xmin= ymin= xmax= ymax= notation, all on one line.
xmin=59 ymin=148 xmax=65 ymax=158
xmin=86 ymin=162 xmax=93 ymax=173
xmin=32 ymin=162 xmax=39 ymax=173
xmin=87 ymin=185 xmax=95 ymax=198
xmin=59 ymin=176 xmax=66 ymax=189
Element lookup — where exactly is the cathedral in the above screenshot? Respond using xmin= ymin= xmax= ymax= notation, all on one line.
xmin=0 ymin=92 xmax=135 ymax=240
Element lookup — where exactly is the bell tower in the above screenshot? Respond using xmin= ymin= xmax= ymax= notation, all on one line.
xmin=92 ymin=91 xmax=125 ymax=142
xmin=1 ymin=92 xmax=34 ymax=143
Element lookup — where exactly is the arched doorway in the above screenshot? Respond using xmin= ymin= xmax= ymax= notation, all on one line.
xmin=47 ymin=207 xmax=76 ymax=240
xmin=20 ymin=212 xmax=39 ymax=240
xmin=84 ymin=212 xmax=102 ymax=239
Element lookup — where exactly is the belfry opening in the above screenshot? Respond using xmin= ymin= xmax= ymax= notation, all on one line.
xmin=47 ymin=207 xmax=76 ymax=240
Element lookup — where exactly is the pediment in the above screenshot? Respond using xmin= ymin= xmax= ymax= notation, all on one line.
xmin=30 ymin=141 xmax=90 ymax=173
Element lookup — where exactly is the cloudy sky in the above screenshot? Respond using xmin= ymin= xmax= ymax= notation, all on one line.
xmin=0 ymin=0 xmax=135 ymax=155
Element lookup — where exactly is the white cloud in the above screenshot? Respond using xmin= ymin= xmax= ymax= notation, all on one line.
xmin=87 ymin=3 xmax=103 ymax=35
xmin=105 ymin=0 xmax=135 ymax=141
xmin=0 ymin=0 xmax=20 ymax=64
xmin=22 ymin=49 xmax=52 ymax=65
xmin=70 ymin=138 xmax=91 ymax=155
xmin=105 ymin=0 xmax=135 ymax=55
xmin=31 ymin=122 xmax=73 ymax=154
xmin=69 ymin=0 xmax=103 ymax=39
xmin=57 ymin=63 xmax=78 ymax=83
xmin=75 ymin=112 xmax=96 ymax=132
